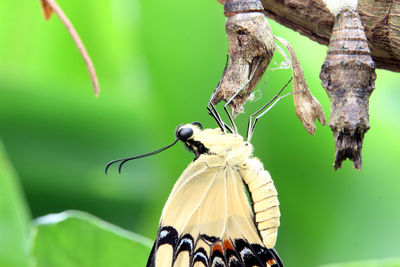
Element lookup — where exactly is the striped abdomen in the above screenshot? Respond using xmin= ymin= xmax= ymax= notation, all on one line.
xmin=239 ymin=158 xmax=280 ymax=248
xmin=320 ymin=10 xmax=376 ymax=170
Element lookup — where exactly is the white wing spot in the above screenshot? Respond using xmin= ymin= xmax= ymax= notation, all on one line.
xmin=195 ymin=252 xmax=208 ymax=262
xmin=240 ymin=247 xmax=252 ymax=257
xmin=212 ymin=256 xmax=225 ymax=265
xmin=160 ymin=230 xmax=169 ymax=239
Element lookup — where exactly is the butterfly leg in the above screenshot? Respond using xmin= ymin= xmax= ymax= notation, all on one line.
xmin=208 ymin=54 xmax=230 ymax=106
xmin=246 ymin=77 xmax=293 ymax=142
xmin=207 ymin=103 xmax=234 ymax=133
xmin=223 ymin=58 xmax=261 ymax=135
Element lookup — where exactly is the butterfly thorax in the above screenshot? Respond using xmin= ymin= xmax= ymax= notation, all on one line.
xmin=180 ymin=125 xmax=253 ymax=166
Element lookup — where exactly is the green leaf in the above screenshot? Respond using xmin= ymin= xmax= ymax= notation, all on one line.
xmin=319 ymin=258 xmax=400 ymax=267
xmin=0 ymin=140 xmax=30 ymax=267
xmin=29 ymin=210 xmax=153 ymax=267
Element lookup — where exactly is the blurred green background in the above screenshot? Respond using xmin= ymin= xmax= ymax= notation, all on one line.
xmin=0 ymin=0 xmax=399 ymax=266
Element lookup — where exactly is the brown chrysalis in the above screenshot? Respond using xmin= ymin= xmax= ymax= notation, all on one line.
xmin=320 ymin=10 xmax=376 ymax=170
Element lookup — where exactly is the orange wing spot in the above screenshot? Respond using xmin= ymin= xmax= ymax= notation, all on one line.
xmin=223 ymin=239 xmax=234 ymax=251
xmin=211 ymin=242 xmax=224 ymax=254
xmin=267 ymin=258 xmax=276 ymax=264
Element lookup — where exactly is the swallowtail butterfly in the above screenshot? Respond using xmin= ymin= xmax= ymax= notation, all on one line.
xmin=106 ymin=88 xmax=292 ymax=266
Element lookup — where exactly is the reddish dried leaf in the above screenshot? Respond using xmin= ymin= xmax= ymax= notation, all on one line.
xmin=40 ymin=0 xmax=53 ymax=20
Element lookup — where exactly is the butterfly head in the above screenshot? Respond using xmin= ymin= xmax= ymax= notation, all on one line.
xmin=105 ymin=121 xmax=252 ymax=174
xmin=176 ymin=122 xmax=209 ymax=158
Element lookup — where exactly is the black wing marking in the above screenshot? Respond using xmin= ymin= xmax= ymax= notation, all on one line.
xmin=146 ymin=158 xmax=284 ymax=267
xmin=146 ymin=225 xmax=284 ymax=267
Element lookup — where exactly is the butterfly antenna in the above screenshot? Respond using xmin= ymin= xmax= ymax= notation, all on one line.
xmin=105 ymin=139 xmax=179 ymax=174
xmin=246 ymin=77 xmax=293 ymax=141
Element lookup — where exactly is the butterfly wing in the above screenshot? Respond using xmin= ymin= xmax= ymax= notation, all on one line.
xmin=147 ymin=155 xmax=283 ymax=267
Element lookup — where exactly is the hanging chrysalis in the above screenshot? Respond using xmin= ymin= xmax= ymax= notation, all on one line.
xmin=320 ymin=6 xmax=376 ymax=170
xmin=210 ymin=0 xmax=276 ymax=116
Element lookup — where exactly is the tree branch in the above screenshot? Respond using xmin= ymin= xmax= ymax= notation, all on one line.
xmin=260 ymin=0 xmax=400 ymax=72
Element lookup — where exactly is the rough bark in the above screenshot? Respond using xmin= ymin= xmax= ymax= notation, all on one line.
xmin=259 ymin=0 xmax=400 ymax=72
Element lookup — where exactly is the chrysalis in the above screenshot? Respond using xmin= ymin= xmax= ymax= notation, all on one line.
xmin=320 ymin=9 xmax=376 ymax=170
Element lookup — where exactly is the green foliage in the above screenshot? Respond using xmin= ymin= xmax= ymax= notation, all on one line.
xmin=0 ymin=141 xmax=30 ymax=267
xmin=320 ymin=258 xmax=400 ymax=267
xmin=29 ymin=211 xmax=151 ymax=267
xmin=0 ymin=141 xmax=152 ymax=267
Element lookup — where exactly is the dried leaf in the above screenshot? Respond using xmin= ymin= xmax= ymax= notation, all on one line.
xmin=274 ymin=36 xmax=326 ymax=135
xmin=40 ymin=0 xmax=53 ymax=20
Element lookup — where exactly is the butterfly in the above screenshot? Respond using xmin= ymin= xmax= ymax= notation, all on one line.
xmin=105 ymin=84 xmax=294 ymax=266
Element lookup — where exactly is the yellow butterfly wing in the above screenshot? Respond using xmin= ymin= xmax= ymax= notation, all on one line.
xmin=147 ymin=154 xmax=282 ymax=267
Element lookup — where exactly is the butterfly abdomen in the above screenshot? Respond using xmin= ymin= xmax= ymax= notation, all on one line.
xmin=239 ymin=158 xmax=280 ymax=248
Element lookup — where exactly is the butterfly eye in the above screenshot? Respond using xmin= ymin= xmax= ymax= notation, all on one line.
xmin=192 ymin=121 xmax=203 ymax=129
xmin=177 ymin=127 xmax=193 ymax=140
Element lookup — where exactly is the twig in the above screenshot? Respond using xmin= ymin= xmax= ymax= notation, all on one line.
xmin=40 ymin=0 xmax=100 ymax=97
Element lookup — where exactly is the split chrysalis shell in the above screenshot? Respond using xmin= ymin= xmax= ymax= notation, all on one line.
xmin=212 ymin=0 xmax=275 ymax=116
